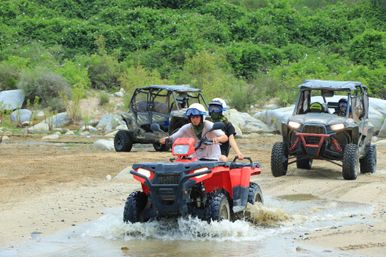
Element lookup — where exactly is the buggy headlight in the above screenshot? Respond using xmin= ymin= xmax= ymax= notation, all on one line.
xmin=137 ymin=168 xmax=152 ymax=178
xmin=288 ymin=121 xmax=301 ymax=130
xmin=331 ymin=123 xmax=345 ymax=131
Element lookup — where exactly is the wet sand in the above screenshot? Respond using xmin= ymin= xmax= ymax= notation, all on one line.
xmin=0 ymin=134 xmax=385 ymax=256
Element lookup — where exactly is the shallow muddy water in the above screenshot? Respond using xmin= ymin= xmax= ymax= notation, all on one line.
xmin=0 ymin=195 xmax=375 ymax=257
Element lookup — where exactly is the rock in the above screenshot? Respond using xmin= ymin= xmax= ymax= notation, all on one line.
xmin=0 ymin=89 xmax=25 ymax=110
xmin=375 ymin=140 xmax=386 ymax=146
xmin=35 ymin=111 xmax=45 ymax=119
xmin=2 ymin=136 xmax=10 ymax=142
xmin=28 ymin=122 xmax=50 ymax=133
xmin=81 ymin=125 xmax=97 ymax=132
xmin=96 ymin=114 xmax=125 ymax=132
xmin=42 ymin=134 xmax=60 ymax=140
xmin=105 ymin=130 xmax=118 ymax=137
xmin=254 ymin=106 xmax=294 ymax=133
xmin=93 ymin=139 xmax=115 ymax=151
xmin=50 ymin=112 xmax=71 ymax=128
xmin=226 ymin=109 xmax=274 ymax=134
xmin=10 ymin=109 xmax=32 ymax=126
xmin=106 ymin=175 xmax=112 ymax=181
xmin=114 ymin=88 xmax=125 ymax=97
xmin=65 ymin=130 xmax=75 ymax=135
xmin=378 ymin=120 xmax=386 ymax=138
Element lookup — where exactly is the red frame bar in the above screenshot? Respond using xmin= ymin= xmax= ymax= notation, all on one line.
xmin=291 ymin=132 xmax=342 ymax=156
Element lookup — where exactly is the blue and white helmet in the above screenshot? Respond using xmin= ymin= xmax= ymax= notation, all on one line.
xmin=185 ymin=103 xmax=208 ymax=118
xmin=208 ymin=98 xmax=228 ymax=115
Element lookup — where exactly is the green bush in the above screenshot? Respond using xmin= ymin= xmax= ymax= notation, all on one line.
xmin=17 ymin=68 xmax=71 ymax=111
xmin=0 ymin=63 xmax=19 ymax=90
xmin=349 ymin=30 xmax=385 ymax=67
xmin=99 ymin=92 xmax=110 ymax=106
xmin=87 ymin=54 xmax=122 ymax=90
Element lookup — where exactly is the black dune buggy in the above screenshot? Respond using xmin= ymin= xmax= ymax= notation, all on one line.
xmin=114 ymin=85 xmax=207 ymax=152
xmin=271 ymin=80 xmax=377 ymax=180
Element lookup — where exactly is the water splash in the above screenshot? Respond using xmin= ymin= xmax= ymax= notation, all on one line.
xmin=245 ymin=203 xmax=290 ymax=226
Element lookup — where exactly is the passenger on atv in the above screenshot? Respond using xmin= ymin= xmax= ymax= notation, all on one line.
xmin=159 ymin=103 xmax=228 ymax=161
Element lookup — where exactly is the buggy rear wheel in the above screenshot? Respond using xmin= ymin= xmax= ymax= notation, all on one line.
xmin=153 ymin=142 xmax=170 ymax=152
xmin=123 ymin=191 xmax=147 ymax=223
xmin=248 ymin=182 xmax=264 ymax=204
xmin=342 ymin=144 xmax=359 ymax=180
xmin=296 ymin=157 xmax=313 ymax=170
xmin=360 ymin=144 xmax=377 ymax=174
xmin=206 ymin=192 xmax=231 ymax=222
xmin=114 ymin=130 xmax=133 ymax=152
xmin=271 ymin=142 xmax=288 ymax=177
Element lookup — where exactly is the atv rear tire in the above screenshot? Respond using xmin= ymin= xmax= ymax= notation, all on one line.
xmin=114 ymin=130 xmax=133 ymax=152
xmin=206 ymin=192 xmax=231 ymax=221
xmin=248 ymin=183 xmax=264 ymax=204
xmin=342 ymin=144 xmax=359 ymax=180
xmin=296 ymin=157 xmax=313 ymax=170
xmin=123 ymin=191 xmax=147 ymax=223
xmin=271 ymin=142 xmax=288 ymax=177
xmin=153 ymin=143 xmax=170 ymax=152
xmin=360 ymin=145 xmax=377 ymax=174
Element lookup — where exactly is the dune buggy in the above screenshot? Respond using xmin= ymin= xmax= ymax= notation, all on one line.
xmin=123 ymin=122 xmax=263 ymax=222
xmin=114 ymin=85 xmax=207 ymax=152
xmin=271 ymin=80 xmax=377 ymax=180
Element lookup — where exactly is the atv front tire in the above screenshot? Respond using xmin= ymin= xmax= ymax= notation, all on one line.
xmin=114 ymin=130 xmax=133 ymax=152
xmin=206 ymin=192 xmax=231 ymax=221
xmin=360 ymin=144 xmax=377 ymax=174
xmin=271 ymin=142 xmax=288 ymax=177
xmin=248 ymin=183 xmax=264 ymax=204
xmin=342 ymin=144 xmax=359 ymax=180
xmin=296 ymin=157 xmax=312 ymax=170
xmin=123 ymin=191 xmax=147 ymax=223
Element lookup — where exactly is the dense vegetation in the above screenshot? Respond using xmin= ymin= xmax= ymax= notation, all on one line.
xmin=0 ymin=0 xmax=385 ymax=111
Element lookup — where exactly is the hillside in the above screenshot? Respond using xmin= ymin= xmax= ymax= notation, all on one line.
xmin=0 ymin=0 xmax=385 ymax=111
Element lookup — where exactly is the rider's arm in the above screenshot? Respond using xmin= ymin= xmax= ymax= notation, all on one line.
xmin=160 ymin=124 xmax=190 ymax=144
xmin=229 ymin=134 xmax=244 ymax=160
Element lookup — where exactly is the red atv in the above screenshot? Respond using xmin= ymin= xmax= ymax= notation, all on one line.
xmin=123 ymin=123 xmax=263 ymax=223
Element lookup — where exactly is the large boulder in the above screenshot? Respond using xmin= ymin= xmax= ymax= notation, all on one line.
xmin=378 ymin=120 xmax=386 ymax=138
xmin=10 ymin=109 xmax=32 ymax=126
xmin=254 ymin=106 xmax=294 ymax=133
xmin=96 ymin=114 xmax=125 ymax=132
xmin=93 ymin=139 xmax=115 ymax=151
xmin=28 ymin=112 xmax=71 ymax=133
xmin=226 ymin=109 xmax=274 ymax=134
xmin=0 ymin=89 xmax=25 ymax=110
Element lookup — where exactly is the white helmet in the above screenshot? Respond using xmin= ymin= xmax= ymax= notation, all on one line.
xmin=185 ymin=103 xmax=208 ymax=118
xmin=209 ymin=98 xmax=228 ymax=115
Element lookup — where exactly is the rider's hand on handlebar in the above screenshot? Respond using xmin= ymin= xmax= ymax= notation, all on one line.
xmin=160 ymin=137 xmax=167 ymax=144
xmin=237 ymin=153 xmax=244 ymax=160
xmin=212 ymin=137 xmax=220 ymax=144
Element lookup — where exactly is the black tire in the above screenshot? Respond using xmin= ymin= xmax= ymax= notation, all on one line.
xmin=296 ymin=157 xmax=313 ymax=170
xmin=248 ymin=182 xmax=264 ymax=204
xmin=206 ymin=192 xmax=231 ymax=222
xmin=271 ymin=142 xmax=288 ymax=177
xmin=342 ymin=144 xmax=359 ymax=180
xmin=114 ymin=130 xmax=133 ymax=152
xmin=360 ymin=145 xmax=377 ymax=174
xmin=153 ymin=142 xmax=170 ymax=152
xmin=123 ymin=191 xmax=147 ymax=223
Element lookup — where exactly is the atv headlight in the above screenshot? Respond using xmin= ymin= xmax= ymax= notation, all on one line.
xmin=331 ymin=123 xmax=345 ymax=131
xmin=173 ymin=144 xmax=190 ymax=155
xmin=137 ymin=168 xmax=152 ymax=178
xmin=288 ymin=121 xmax=301 ymax=130
xmin=193 ymin=167 xmax=209 ymax=178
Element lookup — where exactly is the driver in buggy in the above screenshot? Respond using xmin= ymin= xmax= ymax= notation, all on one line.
xmin=159 ymin=103 xmax=228 ymax=160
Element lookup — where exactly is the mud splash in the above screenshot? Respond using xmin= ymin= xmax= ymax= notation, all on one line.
xmin=245 ymin=203 xmax=290 ymax=226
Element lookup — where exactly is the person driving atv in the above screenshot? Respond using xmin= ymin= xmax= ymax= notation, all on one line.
xmin=209 ymin=98 xmax=244 ymax=161
xmin=334 ymin=98 xmax=349 ymax=117
xmin=160 ymin=103 xmax=228 ymax=160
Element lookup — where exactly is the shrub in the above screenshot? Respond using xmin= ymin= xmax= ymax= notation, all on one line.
xmin=87 ymin=54 xmax=122 ymax=90
xmin=0 ymin=63 xmax=19 ymax=90
xmin=17 ymin=68 xmax=71 ymax=112
xmin=349 ymin=30 xmax=385 ymax=67
xmin=99 ymin=92 xmax=110 ymax=106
